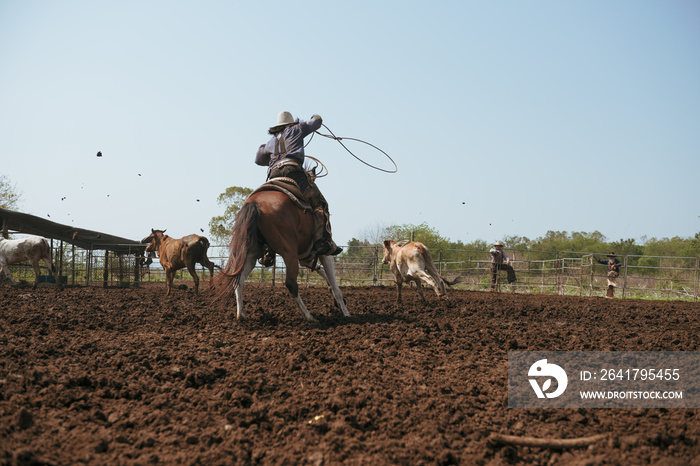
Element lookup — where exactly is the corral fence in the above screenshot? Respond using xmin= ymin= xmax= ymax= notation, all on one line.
xmin=6 ymin=242 xmax=700 ymax=302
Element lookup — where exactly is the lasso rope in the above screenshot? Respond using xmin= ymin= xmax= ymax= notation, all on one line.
xmin=305 ymin=124 xmax=398 ymax=174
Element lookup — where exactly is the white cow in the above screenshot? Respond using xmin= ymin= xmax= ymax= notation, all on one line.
xmin=0 ymin=236 xmax=61 ymax=289
xmin=382 ymin=240 xmax=455 ymax=305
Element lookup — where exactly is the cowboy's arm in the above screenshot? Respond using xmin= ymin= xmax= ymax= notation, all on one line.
xmin=255 ymin=142 xmax=272 ymax=166
xmin=299 ymin=114 xmax=322 ymax=137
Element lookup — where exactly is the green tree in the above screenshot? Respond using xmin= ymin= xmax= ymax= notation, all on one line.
xmin=208 ymin=186 xmax=253 ymax=245
xmin=383 ymin=222 xmax=450 ymax=251
xmin=608 ymin=238 xmax=644 ymax=263
xmin=530 ymin=230 xmax=607 ymax=257
xmin=502 ymin=235 xmax=531 ymax=250
xmin=690 ymin=232 xmax=700 ymax=258
xmin=642 ymin=236 xmax=693 ymax=258
xmin=0 ymin=175 xmax=21 ymax=210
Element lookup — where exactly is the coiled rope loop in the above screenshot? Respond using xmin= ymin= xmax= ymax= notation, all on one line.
xmin=305 ymin=124 xmax=398 ymax=174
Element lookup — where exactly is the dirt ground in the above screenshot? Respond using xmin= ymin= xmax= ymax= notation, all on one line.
xmin=2 ymin=281 xmax=700 ymax=465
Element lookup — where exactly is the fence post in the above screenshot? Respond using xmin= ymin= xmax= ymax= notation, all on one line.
xmin=86 ymin=249 xmax=92 ymax=286
xmin=622 ymin=255 xmax=628 ymax=299
xmin=695 ymin=257 xmax=699 ymax=302
xmin=103 ymin=250 xmax=109 ymax=288
xmin=58 ymin=241 xmax=64 ymax=284
xmin=373 ymin=246 xmax=378 ymax=286
xmin=133 ymin=251 xmax=140 ymax=287
xmin=541 ymin=261 xmax=545 ymax=294
xmin=556 ymin=253 xmax=561 ymax=295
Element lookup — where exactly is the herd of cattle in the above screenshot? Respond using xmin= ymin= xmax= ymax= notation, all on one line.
xmin=0 ymin=231 xmax=456 ymax=314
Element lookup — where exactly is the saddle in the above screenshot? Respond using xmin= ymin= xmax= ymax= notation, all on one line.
xmin=251 ymin=177 xmax=311 ymax=212
xmin=252 ymin=177 xmax=316 ymax=267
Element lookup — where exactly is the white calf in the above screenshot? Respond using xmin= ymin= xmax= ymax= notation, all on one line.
xmin=0 ymin=236 xmax=61 ymax=289
xmin=382 ymin=240 xmax=451 ymax=304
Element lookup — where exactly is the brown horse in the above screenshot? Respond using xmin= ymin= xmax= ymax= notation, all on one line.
xmin=216 ymin=190 xmax=350 ymax=321
xmin=141 ymin=229 xmax=219 ymax=296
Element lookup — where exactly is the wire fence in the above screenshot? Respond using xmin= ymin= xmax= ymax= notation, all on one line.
xmin=5 ymin=243 xmax=700 ymax=302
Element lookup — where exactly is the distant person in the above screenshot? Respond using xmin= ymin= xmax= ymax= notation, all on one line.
xmin=591 ymin=252 xmax=621 ymax=298
xmin=490 ymin=241 xmax=516 ymax=290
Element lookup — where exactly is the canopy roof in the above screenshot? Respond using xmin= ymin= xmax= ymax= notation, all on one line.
xmin=0 ymin=207 xmax=146 ymax=254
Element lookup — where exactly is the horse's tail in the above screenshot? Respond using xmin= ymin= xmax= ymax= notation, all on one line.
xmin=214 ymin=202 xmax=261 ymax=301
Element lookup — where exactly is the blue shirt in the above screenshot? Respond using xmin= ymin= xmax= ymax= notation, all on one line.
xmin=255 ymin=115 xmax=322 ymax=168
xmin=596 ymin=258 xmax=621 ymax=272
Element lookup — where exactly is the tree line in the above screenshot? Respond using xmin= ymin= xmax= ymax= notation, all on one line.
xmin=344 ymin=223 xmax=700 ymax=265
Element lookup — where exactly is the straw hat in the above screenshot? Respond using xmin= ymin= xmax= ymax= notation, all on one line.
xmin=270 ymin=111 xmax=295 ymax=131
xmin=494 ymin=241 xmax=504 ymax=247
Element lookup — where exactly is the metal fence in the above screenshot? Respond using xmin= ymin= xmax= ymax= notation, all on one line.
xmin=5 ymin=243 xmax=700 ymax=302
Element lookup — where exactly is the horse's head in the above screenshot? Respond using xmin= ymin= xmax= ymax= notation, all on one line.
xmin=141 ymin=229 xmax=166 ymax=252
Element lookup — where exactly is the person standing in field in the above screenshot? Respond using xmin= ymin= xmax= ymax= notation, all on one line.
xmin=591 ymin=252 xmax=621 ymax=298
xmin=490 ymin=241 xmax=517 ymax=290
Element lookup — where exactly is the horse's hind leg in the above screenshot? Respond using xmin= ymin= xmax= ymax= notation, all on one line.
xmin=416 ymin=270 xmax=443 ymax=298
xmin=282 ymin=255 xmax=315 ymax=322
xmin=413 ymin=278 xmax=427 ymax=303
xmin=165 ymin=269 xmax=175 ymax=296
xmin=187 ymin=265 xmax=200 ymax=295
xmin=0 ymin=262 xmax=16 ymax=286
xmin=204 ymin=261 xmax=216 ymax=289
xmin=42 ymin=255 xmax=62 ymax=289
xmin=234 ymin=252 xmax=258 ymax=320
xmin=197 ymin=259 xmax=213 ymax=289
xmin=317 ymin=256 xmax=350 ymax=317
xmin=31 ymin=260 xmax=42 ymax=289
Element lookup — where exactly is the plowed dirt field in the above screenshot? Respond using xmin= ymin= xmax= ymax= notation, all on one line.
xmin=2 ymin=283 xmax=699 ymax=465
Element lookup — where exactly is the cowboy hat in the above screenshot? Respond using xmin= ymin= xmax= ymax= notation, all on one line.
xmin=494 ymin=241 xmax=504 ymax=247
xmin=270 ymin=111 xmax=295 ymax=131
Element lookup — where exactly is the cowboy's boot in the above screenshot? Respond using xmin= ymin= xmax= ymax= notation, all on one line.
xmin=606 ymin=285 xmax=615 ymax=298
xmin=304 ymin=186 xmax=342 ymax=256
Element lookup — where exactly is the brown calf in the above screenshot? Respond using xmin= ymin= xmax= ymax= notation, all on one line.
xmin=141 ymin=229 xmax=219 ymax=296
xmin=382 ymin=240 xmax=454 ymax=305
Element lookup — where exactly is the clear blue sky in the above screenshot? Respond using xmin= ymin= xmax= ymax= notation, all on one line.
xmin=1 ymin=1 xmax=699 ymax=246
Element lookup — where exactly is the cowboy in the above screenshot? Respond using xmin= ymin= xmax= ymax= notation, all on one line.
xmin=255 ymin=111 xmax=342 ymax=256
xmin=490 ymin=241 xmax=517 ymax=290
xmin=591 ymin=252 xmax=621 ymax=298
